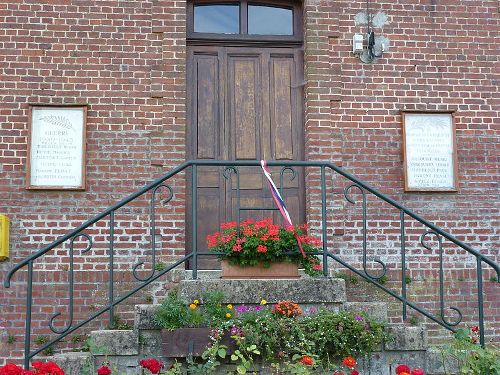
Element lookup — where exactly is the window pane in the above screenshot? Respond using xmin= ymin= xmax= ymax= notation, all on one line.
xmin=194 ymin=4 xmax=240 ymax=34
xmin=248 ymin=5 xmax=293 ymax=35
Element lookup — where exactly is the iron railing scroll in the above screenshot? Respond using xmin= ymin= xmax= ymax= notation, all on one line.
xmin=3 ymin=160 xmax=499 ymax=368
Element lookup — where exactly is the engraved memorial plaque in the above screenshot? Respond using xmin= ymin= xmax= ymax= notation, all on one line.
xmin=27 ymin=105 xmax=87 ymax=190
xmin=402 ymin=111 xmax=458 ymax=192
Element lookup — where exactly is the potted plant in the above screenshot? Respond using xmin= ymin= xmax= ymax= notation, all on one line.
xmin=154 ymin=290 xmax=236 ymax=357
xmin=206 ymin=218 xmax=322 ymax=278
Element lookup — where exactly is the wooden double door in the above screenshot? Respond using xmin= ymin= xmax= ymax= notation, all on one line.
xmin=186 ymin=45 xmax=304 ymax=268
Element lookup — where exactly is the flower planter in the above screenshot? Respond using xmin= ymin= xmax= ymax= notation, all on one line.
xmin=221 ymin=259 xmax=299 ymax=279
xmin=161 ymin=327 xmax=235 ymax=357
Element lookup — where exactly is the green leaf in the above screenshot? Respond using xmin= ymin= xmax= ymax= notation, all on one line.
xmin=231 ymin=354 xmax=239 ymax=361
xmin=218 ymin=348 xmax=227 ymax=358
xmin=237 ymin=365 xmax=246 ymax=374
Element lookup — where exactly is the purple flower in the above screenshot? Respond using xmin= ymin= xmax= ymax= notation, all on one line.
xmin=230 ymin=325 xmax=245 ymax=337
xmin=307 ymin=306 xmax=318 ymax=314
xmin=236 ymin=305 xmax=250 ymax=313
xmin=355 ymin=315 xmax=364 ymax=321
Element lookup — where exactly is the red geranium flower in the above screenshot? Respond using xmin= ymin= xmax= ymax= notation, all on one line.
xmin=396 ymin=365 xmax=411 ymax=374
xmin=31 ymin=362 xmax=64 ymax=375
xmin=97 ymin=366 xmax=111 ymax=375
xmin=0 ymin=363 xmax=24 ymax=375
xmin=351 ymin=371 xmax=360 ymax=375
xmin=411 ymin=369 xmax=424 ymax=375
xmin=299 ymin=356 xmax=314 ymax=366
xmin=342 ymin=357 xmax=357 ymax=369
xmin=139 ymin=359 xmax=163 ymax=374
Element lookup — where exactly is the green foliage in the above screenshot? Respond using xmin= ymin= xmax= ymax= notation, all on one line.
xmin=155 ymin=262 xmax=167 ymax=271
xmin=335 ymin=271 xmax=359 ymax=284
xmin=238 ymin=309 xmax=387 ymax=368
xmin=6 ymin=335 xmax=16 ymax=344
xmin=408 ymin=315 xmax=419 ymax=326
xmin=187 ymin=328 xmax=228 ymax=374
xmin=489 ymin=275 xmax=498 ymax=282
xmin=154 ymin=290 xmax=233 ymax=330
xmin=438 ymin=328 xmax=500 ymax=375
xmin=377 ymin=275 xmax=388 ymax=285
xmin=71 ymin=334 xmax=85 ymax=343
xmin=108 ymin=314 xmax=132 ymax=330
xmin=42 ymin=346 xmax=54 ymax=356
xmin=405 ymin=275 xmax=412 ymax=284
xmin=35 ymin=335 xmax=49 ymax=345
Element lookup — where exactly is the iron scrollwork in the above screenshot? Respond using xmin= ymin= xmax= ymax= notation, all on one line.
xmin=344 ymin=184 xmax=387 ymax=280
xmin=132 ymin=184 xmax=173 ymax=282
xmin=49 ymin=233 xmax=92 ymax=334
xmin=420 ymin=230 xmax=462 ymax=327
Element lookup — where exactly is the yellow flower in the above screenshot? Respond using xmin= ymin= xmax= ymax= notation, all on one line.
xmin=225 ymin=313 xmax=232 ymax=318
xmin=189 ymin=303 xmax=197 ymax=310
xmin=227 ymin=304 xmax=233 ymax=309
xmin=260 ymin=299 xmax=267 ymax=305
xmin=193 ymin=299 xmax=200 ymax=305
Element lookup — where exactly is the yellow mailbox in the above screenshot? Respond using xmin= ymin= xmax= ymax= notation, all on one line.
xmin=0 ymin=215 xmax=9 ymax=261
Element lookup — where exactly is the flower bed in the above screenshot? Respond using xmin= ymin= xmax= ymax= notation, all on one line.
xmin=151 ymin=289 xmax=390 ymax=373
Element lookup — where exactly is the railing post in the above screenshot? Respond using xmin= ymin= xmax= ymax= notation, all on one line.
xmin=320 ymin=166 xmax=328 ymax=276
xmin=400 ymin=210 xmax=407 ymax=320
xmin=24 ymin=261 xmax=33 ymax=369
xmin=477 ymin=257 xmax=485 ymax=347
xmin=191 ymin=164 xmax=198 ymax=279
xmin=109 ymin=211 xmax=115 ymax=327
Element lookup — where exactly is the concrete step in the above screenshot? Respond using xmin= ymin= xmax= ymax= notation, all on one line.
xmin=176 ymin=277 xmax=346 ymax=305
xmin=89 ymin=329 xmax=138 ymax=356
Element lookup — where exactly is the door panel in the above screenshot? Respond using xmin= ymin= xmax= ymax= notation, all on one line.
xmin=187 ymin=45 xmax=304 ymax=269
xmin=229 ymin=56 xmax=261 ymax=160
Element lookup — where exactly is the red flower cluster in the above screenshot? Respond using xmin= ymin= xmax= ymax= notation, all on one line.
xmin=342 ymin=357 xmax=357 ymax=369
xmin=331 ymin=357 xmax=359 ymax=375
xmin=207 ymin=218 xmax=322 ymax=276
xmin=139 ymin=359 xmax=163 ymax=374
xmin=272 ymin=300 xmax=303 ymax=317
xmin=300 ymin=356 xmax=314 ymax=366
xmin=0 ymin=362 xmax=64 ymax=375
xmin=396 ymin=364 xmax=424 ymax=375
xmin=96 ymin=366 xmax=111 ymax=375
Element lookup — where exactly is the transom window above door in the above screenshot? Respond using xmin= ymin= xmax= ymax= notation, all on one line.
xmin=188 ymin=0 xmax=302 ymax=42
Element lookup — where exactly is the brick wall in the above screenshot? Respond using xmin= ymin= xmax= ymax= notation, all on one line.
xmin=0 ymin=0 xmax=498 ymax=364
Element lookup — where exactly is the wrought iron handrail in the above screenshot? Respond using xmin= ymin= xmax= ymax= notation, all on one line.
xmin=4 ymin=160 xmax=499 ymax=367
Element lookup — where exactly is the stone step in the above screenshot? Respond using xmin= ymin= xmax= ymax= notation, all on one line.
xmin=176 ymin=277 xmax=346 ymax=305
xmin=385 ymin=325 xmax=427 ymax=351
xmin=89 ymin=329 xmax=138 ymax=356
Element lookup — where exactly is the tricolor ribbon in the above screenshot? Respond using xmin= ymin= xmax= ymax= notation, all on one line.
xmin=260 ymin=160 xmax=306 ymax=258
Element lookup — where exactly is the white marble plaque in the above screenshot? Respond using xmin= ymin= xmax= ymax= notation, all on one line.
xmin=27 ymin=106 xmax=87 ymax=189
xmin=402 ymin=112 xmax=457 ymax=191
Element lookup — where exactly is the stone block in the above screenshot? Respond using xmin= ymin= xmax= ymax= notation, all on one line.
xmin=135 ymin=304 xmax=162 ymax=330
xmin=343 ymin=302 xmax=388 ymax=322
xmin=51 ymin=352 xmax=92 ymax=375
xmin=89 ymin=330 xmax=138 ymax=356
xmin=177 ymin=278 xmax=346 ymax=304
xmin=425 ymin=347 xmax=459 ymax=375
xmin=95 ymin=355 xmax=140 ymax=375
xmin=385 ymin=325 xmax=427 ymax=351
xmin=138 ymin=330 xmax=165 ymax=359
xmin=358 ymin=351 xmax=427 ymax=375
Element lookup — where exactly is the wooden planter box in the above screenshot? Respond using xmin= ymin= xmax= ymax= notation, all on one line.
xmin=161 ymin=327 xmax=235 ymax=357
xmin=221 ymin=260 xmax=299 ymax=279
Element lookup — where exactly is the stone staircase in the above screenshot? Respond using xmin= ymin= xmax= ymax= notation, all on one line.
xmin=48 ymin=275 xmax=455 ymax=374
